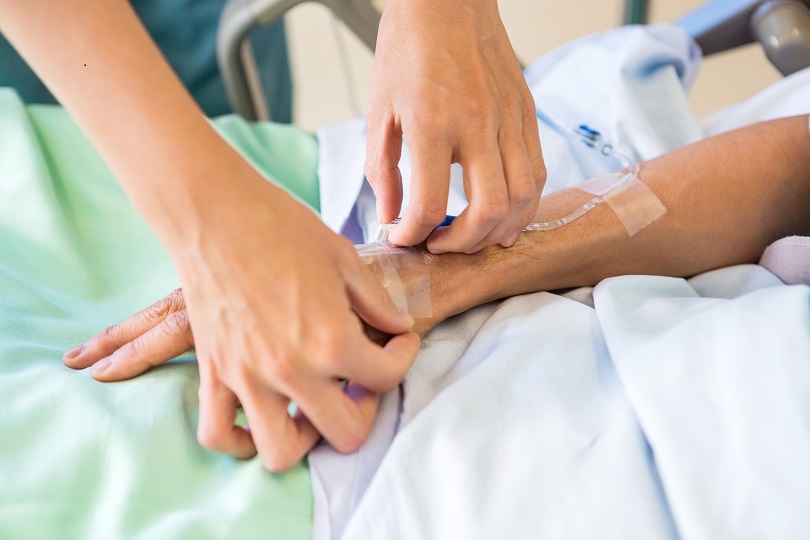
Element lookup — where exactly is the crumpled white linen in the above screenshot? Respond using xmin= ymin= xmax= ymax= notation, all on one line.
xmin=341 ymin=266 xmax=810 ymax=540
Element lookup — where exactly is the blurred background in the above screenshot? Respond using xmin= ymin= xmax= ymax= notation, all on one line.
xmin=283 ymin=0 xmax=783 ymax=130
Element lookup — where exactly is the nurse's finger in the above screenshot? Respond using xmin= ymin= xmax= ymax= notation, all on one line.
xmin=90 ymin=309 xmax=194 ymax=381
xmin=346 ymin=254 xmax=415 ymax=337
xmin=333 ymin=331 xmax=420 ymax=395
xmin=504 ymin=103 xmax=547 ymax=245
xmin=295 ymin=380 xmax=381 ymax=454
xmin=387 ymin=137 xmax=453 ymax=247
xmin=516 ymin=94 xmax=547 ymax=221
xmin=239 ymin=385 xmax=320 ymax=472
xmin=522 ymin=90 xmax=547 ymax=196
xmin=197 ymin=369 xmax=257 ymax=459
xmin=489 ymin=125 xmax=536 ymax=247
xmin=366 ymin=112 xmax=405 ymax=224
xmin=426 ymin=139 xmax=508 ymax=254
xmin=64 ymin=288 xmax=186 ymax=369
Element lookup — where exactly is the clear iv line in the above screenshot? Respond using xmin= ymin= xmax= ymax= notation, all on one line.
xmin=523 ymin=99 xmax=640 ymax=232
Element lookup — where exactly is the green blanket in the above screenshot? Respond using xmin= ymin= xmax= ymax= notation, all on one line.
xmin=0 ymin=88 xmax=318 ymax=539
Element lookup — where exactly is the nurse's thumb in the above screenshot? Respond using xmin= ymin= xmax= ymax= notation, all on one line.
xmin=345 ymin=262 xmax=414 ymax=336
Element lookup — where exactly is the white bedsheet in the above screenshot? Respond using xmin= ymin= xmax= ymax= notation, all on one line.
xmin=312 ymin=24 xmax=810 ymax=540
xmin=340 ymin=267 xmax=810 ymax=540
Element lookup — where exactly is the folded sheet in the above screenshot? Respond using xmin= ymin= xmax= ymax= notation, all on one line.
xmin=597 ymin=268 xmax=810 ymax=540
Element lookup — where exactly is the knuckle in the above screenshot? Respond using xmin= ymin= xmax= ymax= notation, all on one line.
xmin=122 ymin=339 xmax=142 ymax=361
xmin=412 ymin=114 xmax=449 ymax=138
xmin=464 ymin=97 xmax=498 ymax=130
xmin=521 ymin=89 xmax=537 ymax=114
xmin=260 ymin=448 xmax=300 ymax=473
xmin=144 ymin=301 xmax=169 ymax=323
xmin=364 ymin=160 xmax=381 ymax=183
xmin=144 ymin=289 xmax=184 ymax=323
xmin=99 ymin=325 xmax=119 ymax=341
xmin=196 ymin=422 xmax=224 ymax=452
xmin=410 ymin=202 xmax=446 ymax=229
xmin=167 ymin=288 xmax=185 ymax=310
xmin=532 ymin=158 xmax=548 ymax=188
xmin=364 ymin=157 xmax=389 ymax=184
xmin=162 ymin=310 xmax=191 ymax=339
xmin=509 ymin=174 xmax=536 ymax=207
xmin=472 ymin=196 xmax=509 ymax=225
xmin=406 ymin=99 xmax=451 ymax=136
xmin=312 ymin=333 xmax=349 ymax=373
xmin=330 ymin=331 xmax=354 ymax=357
xmin=332 ymin=424 xmax=370 ymax=454
xmin=264 ymin=355 xmax=297 ymax=386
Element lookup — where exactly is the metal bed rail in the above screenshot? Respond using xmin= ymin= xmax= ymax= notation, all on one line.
xmin=217 ymin=0 xmax=810 ymax=122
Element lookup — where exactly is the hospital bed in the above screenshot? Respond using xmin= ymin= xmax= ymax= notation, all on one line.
xmin=2 ymin=3 xmax=810 ymax=540
xmin=217 ymin=0 xmax=810 ymax=121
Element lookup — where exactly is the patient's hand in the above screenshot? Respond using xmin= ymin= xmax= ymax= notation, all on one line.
xmin=63 ymin=288 xmax=194 ymax=381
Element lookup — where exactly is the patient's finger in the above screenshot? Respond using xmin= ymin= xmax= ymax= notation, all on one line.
xmin=239 ymin=385 xmax=320 ymax=472
xmin=387 ymin=137 xmax=453 ymax=247
xmin=91 ymin=309 xmax=194 ymax=381
xmin=197 ymin=366 xmax=256 ymax=459
xmin=64 ymin=288 xmax=185 ymax=369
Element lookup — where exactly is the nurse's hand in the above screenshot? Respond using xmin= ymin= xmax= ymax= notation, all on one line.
xmin=66 ymin=182 xmax=420 ymax=472
xmin=365 ymin=0 xmax=546 ymax=254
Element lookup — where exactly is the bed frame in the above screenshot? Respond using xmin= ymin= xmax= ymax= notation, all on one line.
xmin=217 ymin=0 xmax=810 ymax=121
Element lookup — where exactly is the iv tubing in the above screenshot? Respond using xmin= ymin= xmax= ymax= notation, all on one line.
xmin=524 ymin=99 xmax=641 ymax=233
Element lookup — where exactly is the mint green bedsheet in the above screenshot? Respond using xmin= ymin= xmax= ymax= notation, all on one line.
xmin=0 ymin=88 xmax=318 ymax=539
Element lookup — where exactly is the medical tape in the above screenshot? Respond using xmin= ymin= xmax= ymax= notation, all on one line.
xmin=355 ymin=228 xmax=433 ymax=318
xmin=577 ymin=171 xmax=667 ymax=236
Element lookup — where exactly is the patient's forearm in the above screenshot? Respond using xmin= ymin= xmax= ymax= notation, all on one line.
xmin=434 ymin=116 xmax=810 ymax=319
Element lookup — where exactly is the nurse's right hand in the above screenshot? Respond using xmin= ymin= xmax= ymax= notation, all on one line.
xmin=67 ymin=179 xmax=420 ymax=471
xmin=171 ymin=183 xmax=420 ymax=470
xmin=1 ymin=0 xmax=419 ymax=473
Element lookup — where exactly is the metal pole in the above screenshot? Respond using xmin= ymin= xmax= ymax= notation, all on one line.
xmin=623 ymin=0 xmax=649 ymax=25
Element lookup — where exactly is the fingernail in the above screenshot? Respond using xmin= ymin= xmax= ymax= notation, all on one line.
xmin=505 ymin=230 xmax=521 ymax=247
xmin=63 ymin=345 xmax=85 ymax=360
xmin=465 ymin=244 xmax=485 ymax=255
xmin=91 ymin=357 xmax=112 ymax=377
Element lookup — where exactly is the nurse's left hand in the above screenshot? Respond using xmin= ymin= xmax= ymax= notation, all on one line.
xmin=365 ymin=0 xmax=546 ymax=254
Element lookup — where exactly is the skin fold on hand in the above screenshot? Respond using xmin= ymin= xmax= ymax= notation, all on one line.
xmin=365 ymin=0 xmax=546 ymax=254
